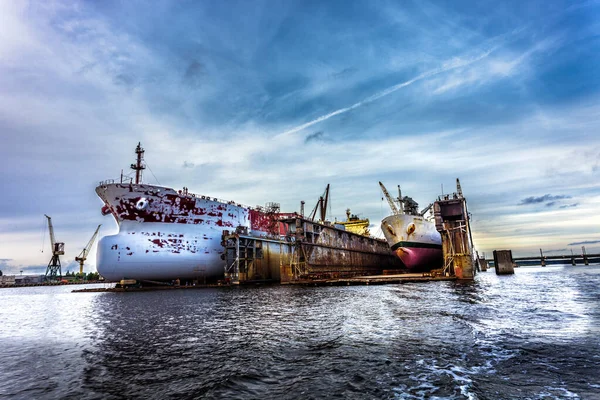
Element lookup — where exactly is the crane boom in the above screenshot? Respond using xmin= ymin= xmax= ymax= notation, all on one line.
xmin=379 ymin=182 xmax=400 ymax=215
xmin=44 ymin=214 xmax=56 ymax=251
xmin=308 ymin=184 xmax=330 ymax=221
xmin=75 ymin=225 xmax=102 ymax=275
xmin=419 ymin=203 xmax=433 ymax=216
xmin=78 ymin=225 xmax=101 ymax=259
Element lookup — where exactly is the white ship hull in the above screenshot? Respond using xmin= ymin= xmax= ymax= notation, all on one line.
xmin=97 ymin=221 xmax=228 ymax=281
xmin=381 ymin=214 xmax=443 ymax=272
xmin=95 ymin=182 xmax=261 ymax=282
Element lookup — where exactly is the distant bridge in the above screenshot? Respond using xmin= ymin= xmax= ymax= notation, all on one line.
xmin=485 ymin=248 xmax=600 ymax=267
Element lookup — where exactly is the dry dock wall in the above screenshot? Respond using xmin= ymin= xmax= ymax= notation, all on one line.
xmin=223 ymin=217 xmax=402 ymax=284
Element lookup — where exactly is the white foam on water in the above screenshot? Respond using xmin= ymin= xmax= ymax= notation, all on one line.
xmin=537 ymin=386 xmax=580 ymax=399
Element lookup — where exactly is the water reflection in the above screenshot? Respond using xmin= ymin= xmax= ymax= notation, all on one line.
xmin=1 ymin=266 xmax=599 ymax=399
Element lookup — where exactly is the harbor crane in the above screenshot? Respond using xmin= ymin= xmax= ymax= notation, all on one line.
xmin=380 ymin=182 xmax=430 ymax=216
xmin=309 ymin=184 xmax=330 ymax=222
xmin=75 ymin=225 xmax=101 ymax=276
xmin=379 ymin=182 xmax=401 ymax=215
xmin=44 ymin=214 xmax=65 ymax=280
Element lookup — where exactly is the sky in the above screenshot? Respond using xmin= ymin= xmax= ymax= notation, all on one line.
xmin=1 ymin=0 xmax=599 ymax=275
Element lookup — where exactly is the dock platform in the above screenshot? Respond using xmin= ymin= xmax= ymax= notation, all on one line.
xmin=286 ymin=273 xmax=457 ymax=286
xmin=72 ymin=273 xmax=456 ymax=292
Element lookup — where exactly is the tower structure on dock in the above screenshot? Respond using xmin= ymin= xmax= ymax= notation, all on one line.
xmin=433 ymin=179 xmax=475 ymax=279
xmin=44 ymin=214 xmax=65 ymax=280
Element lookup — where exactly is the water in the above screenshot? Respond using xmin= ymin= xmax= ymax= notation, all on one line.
xmin=1 ymin=265 xmax=600 ymax=399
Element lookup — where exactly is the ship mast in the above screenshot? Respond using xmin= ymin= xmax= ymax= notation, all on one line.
xmin=130 ymin=142 xmax=146 ymax=184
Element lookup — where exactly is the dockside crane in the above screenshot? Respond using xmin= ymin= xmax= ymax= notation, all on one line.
xmin=308 ymin=184 xmax=330 ymax=222
xmin=75 ymin=225 xmax=101 ymax=276
xmin=44 ymin=214 xmax=65 ymax=280
xmin=379 ymin=182 xmax=401 ymax=215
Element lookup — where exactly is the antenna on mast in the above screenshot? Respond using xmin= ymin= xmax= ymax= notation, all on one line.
xmin=130 ymin=142 xmax=146 ymax=184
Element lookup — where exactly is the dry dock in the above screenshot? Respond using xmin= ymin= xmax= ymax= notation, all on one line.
xmin=72 ymin=273 xmax=456 ymax=292
xmin=285 ymin=273 xmax=457 ymax=286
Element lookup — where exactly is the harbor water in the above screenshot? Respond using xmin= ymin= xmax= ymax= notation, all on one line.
xmin=1 ymin=265 xmax=599 ymax=399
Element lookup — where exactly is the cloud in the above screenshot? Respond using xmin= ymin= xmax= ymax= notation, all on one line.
xmin=304 ymin=131 xmax=325 ymax=144
xmin=568 ymin=240 xmax=600 ymax=246
xmin=559 ymin=203 xmax=579 ymax=209
xmin=183 ymin=60 xmax=204 ymax=88
xmin=0 ymin=0 xmax=600 ymax=268
xmin=0 ymin=258 xmax=45 ymax=275
xmin=20 ymin=265 xmax=47 ymax=274
xmin=277 ymin=42 xmax=503 ymax=138
xmin=543 ymin=248 xmax=567 ymax=253
xmin=545 ymin=202 xmax=556 ymax=207
xmin=519 ymin=194 xmax=572 ymax=205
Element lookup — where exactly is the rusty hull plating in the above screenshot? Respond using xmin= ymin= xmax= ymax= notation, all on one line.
xmin=223 ymin=216 xmax=403 ymax=284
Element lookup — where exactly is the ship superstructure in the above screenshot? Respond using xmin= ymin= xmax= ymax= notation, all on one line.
xmin=336 ymin=209 xmax=370 ymax=236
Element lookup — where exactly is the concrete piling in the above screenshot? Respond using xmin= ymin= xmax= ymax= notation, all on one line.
xmin=539 ymin=248 xmax=546 ymax=267
xmin=494 ymin=250 xmax=515 ymax=275
xmin=478 ymin=257 xmax=488 ymax=272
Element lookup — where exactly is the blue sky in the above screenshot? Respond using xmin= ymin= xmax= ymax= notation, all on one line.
xmin=1 ymin=0 xmax=599 ymax=274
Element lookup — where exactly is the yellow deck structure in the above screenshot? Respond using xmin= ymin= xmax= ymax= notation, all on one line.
xmin=337 ymin=209 xmax=370 ymax=236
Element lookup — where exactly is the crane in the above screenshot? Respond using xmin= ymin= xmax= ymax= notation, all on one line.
xmin=44 ymin=214 xmax=65 ymax=280
xmin=75 ymin=225 xmax=101 ymax=276
xmin=419 ymin=203 xmax=433 ymax=217
xmin=379 ymin=182 xmax=400 ymax=215
xmin=308 ymin=184 xmax=330 ymax=222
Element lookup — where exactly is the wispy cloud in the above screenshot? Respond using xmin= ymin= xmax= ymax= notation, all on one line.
xmin=559 ymin=203 xmax=579 ymax=209
xmin=543 ymin=248 xmax=567 ymax=253
xmin=519 ymin=194 xmax=572 ymax=205
xmin=432 ymin=36 xmax=561 ymax=95
xmin=277 ymin=44 xmax=503 ymax=138
xmin=568 ymin=240 xmax=600 ymax=246
xmin=304 ymin=131 xmax=326 ymax=144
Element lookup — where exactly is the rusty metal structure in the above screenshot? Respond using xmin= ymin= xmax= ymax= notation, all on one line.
xmin=493 ymin=250 xmax=515 ymax=275
xmin=433 ymin=179 xmax=475 ymax=280
xmin=223 ymin=216 xmax=402 ymax=284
